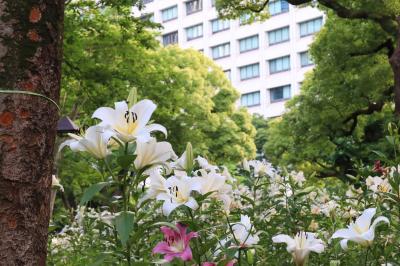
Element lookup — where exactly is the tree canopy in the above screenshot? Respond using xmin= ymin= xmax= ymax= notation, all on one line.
xmin=215 ymin=0 xmax=400 ymax=180
xmin=61 ymin=0 xmax=256 ymax=164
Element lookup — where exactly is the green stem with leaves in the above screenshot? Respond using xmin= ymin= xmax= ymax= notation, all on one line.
xmin=187 ymin=208 xmax=202 ymax=264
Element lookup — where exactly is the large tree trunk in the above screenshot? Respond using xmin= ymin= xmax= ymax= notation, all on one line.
xmin=0 ymin=1 xmax=64 ymax=265
xmin=391 ymin=18 xmax=400 ymax=116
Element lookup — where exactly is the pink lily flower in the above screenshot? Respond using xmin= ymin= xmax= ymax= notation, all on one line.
xmin=153 ymin=223 xmax=198 ymax=262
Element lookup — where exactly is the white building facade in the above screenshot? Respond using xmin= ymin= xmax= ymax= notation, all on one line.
xmin=138 ymin=0 xmax=324 ymax=118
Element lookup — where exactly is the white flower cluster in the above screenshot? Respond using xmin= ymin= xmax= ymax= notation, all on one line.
xmin=60 ymin=100 xmax=177 ymax=171
xmin=143 ymin=155 xmax=235 ymax=216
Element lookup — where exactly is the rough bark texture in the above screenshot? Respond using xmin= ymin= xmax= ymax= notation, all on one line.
xmin=0 ymin=0 xmax=64 ymax=265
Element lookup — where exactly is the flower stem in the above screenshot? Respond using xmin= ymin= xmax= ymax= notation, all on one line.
xmin=104 ymin=159 xmax=114 ymax=179
xmin=364 ymin=246 xmax=370 ymax=266
xmin=188 ymin=208 xmax=202 ymax=264
xmin=225 ymin=214 xmax=239 ymax=245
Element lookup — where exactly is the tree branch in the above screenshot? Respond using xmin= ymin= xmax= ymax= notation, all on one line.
xmin=318 ymin=0 xmax=396 ymax=35
xmin=341 ymin=87 xmax=393 ymax=136
xmin=350 ymin=39 xmax=395 ymax=58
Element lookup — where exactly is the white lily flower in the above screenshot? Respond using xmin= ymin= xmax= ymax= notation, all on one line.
xmin=134 ymin=138 xmax=177 ymax=171
xmin=196 ymin=156 xmax=219 ymax=171
xmin=92 ymin=100 xmax=166 ymax=143
xmin=170 ymin=151 xmax=188 ymax=171
xmin=193 ymin=169 xmax=233 ymax=211
xmin=156 ymin=176 xmax=201 ymax=216
xmin=232 ymin=215 xmax=259 ymax=247
xmin=367 ymin=176 xmax=392 ymax=193
xmin=272 ymin=232 xmax=325 ymax=266
xmin=141 ymin=169 xmax=168 ymax=202
xmin=242 ymin=158 xmax=250 ymax=172
xmin=320 ymin=200 xmax=338 ymax=217
xmin=248 ymin=160 xmax=274 ymax=177
xmin=221 ymin=166 xmax=234 ymax=182
xmin=59 ymin=125 xmax=113 ymax=159
xmin=331 ymin=208 xmax=389 ymax=250
xmin=290 ymin=171 xmax=306 ymax=186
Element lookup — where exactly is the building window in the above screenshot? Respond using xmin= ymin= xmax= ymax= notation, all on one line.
xmin=270 ymin=85 xmax=291 ymax=102
xmin=163 ymin=31 xmax=178 ymax=46
xmin=239 ymin=63 xmax=260 ymax=80
xmin=268 ymin=26 xmax=289 ymax=45
xmin=223 ymin=69 xmax=231 ymax=80
xmin=239 ymin=35 xmax=259 ymax=53
xmin=300 ymin=51 xmax=313 ymax=67
xmin=211 ymin=43 xmax=230 ymax=59
xmin=186 ymin=0 xmax=203 ymax=15
xmin=161 ymin=5 xmax=178 ymax=22
xmin=211 ymin=18 xmax=230 ymax=33
xmin=186 ymin=24 xmax=203 ymax=41
xmin=299 ymin=17 xmax=323 ymax=37
xmin=140 ymin=13 xmax=154 ymax=22
xmin=239 ymin=13 xmax=251 ymax=25
xmin=241 ymin=91 xmax=260 ymax=107
xmin=269 ymin=55 xmax=290 ymax=74
xmin=269 ymin=0 xmax=289 ymax=16
xmin=143 ymin=0 xmax=153 ymax=4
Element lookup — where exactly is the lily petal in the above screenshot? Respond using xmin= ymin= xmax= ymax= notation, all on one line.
xmin=146 ymin=123 xmax=168 ymax=138
xmin=92 ymin=107 xmax=116 ymax=126
xmin=356 ymin=208 xmax=376 ymax=230
xmin=370 ymin=216 xmax=390 ymax=231
xmin=130 ymin=99 xmax=156 ymax=129
xmin=340 ymin=239 xmax=349 ymax=250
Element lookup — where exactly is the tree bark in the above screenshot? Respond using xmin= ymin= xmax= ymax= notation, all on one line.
xmin=0 ymin=1 xmax=64 ymax=265
xmin=390 ymin=17 xmax=400 ymax=117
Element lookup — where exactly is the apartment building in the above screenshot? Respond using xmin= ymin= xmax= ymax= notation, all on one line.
xmin=137 ymin=0 xmax=324 ymax=117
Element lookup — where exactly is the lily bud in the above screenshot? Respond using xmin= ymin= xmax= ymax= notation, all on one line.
xmin=127 ymin=87 xmax=138 ymax=109
xmin=185 ymin=142 xmax=194 ymax=173
xmin=242 ymin=158 xmax=250 ymax=172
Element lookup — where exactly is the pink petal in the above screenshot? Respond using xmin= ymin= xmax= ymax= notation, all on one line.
xmin=161 ymin=226 xmax=179 ymax=239
xmin=185 ymin=231 xmax=199 ymax=245
xmin=152 ymin=242 xmax=171 ymax=254
xmin=164 ymin=253 xmax=179 ymax=262
xmin=202 ymin=263 xmax=216 ymax=266
xmin=176 ymin=223 xmax=188 ymax=236
xmin=226 ymin=260 xmax=236 ymax=266
xmin=179 ymin=245 xmax=193 ymax=261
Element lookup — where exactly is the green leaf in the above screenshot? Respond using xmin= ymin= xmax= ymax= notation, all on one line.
xmin=115 ymin=211 xmax=135 ymax=247
xmin=80 ymin=182 xmax=109 ymax=205
xmin=240 ymin=194 xmax=255 ymax=205
xmin=89 ymin=253 xmax=110 ymax=266
xmin=371 ymin=150 xmax=388 ymax=160
xmin=151 ymin=222 xmax=179 ymax=231
xmin=117 ymin=154 xmax=135 ymax=169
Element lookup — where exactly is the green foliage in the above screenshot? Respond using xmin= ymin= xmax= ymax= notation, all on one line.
xmin=133 ymin=46 xmax=256 ymax=163
xmin=262 ymin=13 xmax=395 ymax=179
xmin=61 ymin=1 xmax=255 ymax=164
xmin=251 ymin=114 xmax=269 ymax=157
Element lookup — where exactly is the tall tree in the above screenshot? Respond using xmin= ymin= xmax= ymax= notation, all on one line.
xmin=259 ymin=11 xmax=394 ymax=180
xmin=0 ymin=0 xmax=64 ymax=264
xmin=216 ymin=0 xmax=400 ymax=115
xmin=61 ymin=2 xmax=256 ymax=164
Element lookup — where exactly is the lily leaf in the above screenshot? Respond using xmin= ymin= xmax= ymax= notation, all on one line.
xmin=117 ymin=154 xmax=136 ymax=169
xmin=115 ymin=211 xmax=135 ymax=247
xmin=80 ymin=182 xmax=109 ymax=205
xmin=151 ymin=222 xmax=179 ymax=231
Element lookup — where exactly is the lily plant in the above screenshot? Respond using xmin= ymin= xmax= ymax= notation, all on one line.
xmin=272 ymin=232 xmax=325 ymax=266
xmin=331 ymin=207 xmax=389 ymax=250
